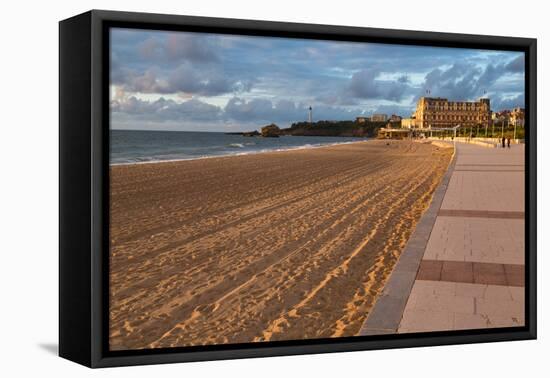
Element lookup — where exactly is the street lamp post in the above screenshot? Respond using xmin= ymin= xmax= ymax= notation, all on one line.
xmin=513 ymin=119 xmax=517 ymax=142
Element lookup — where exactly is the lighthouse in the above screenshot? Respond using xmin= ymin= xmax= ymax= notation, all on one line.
xmin=308 ymin=106 xmax=313 ymax=124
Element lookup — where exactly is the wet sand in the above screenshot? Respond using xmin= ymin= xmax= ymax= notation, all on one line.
xmin=109 ymin=140 xmax=453 ymax=350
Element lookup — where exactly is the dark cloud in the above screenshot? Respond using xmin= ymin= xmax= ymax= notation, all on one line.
xmin=491 ymin=93 xmax=525 ymax=111
xmin=111 ymin=69 xmax=161 ymax=93
xmin=224 ymin=97 xmax=351 ymax=123
xmin=418 ymin=58 xmax=524 ymax=102
xmin=371 ymin=104 xmax=416 ymax=118
xmin=314 ymin=93 xmax=361 ymax=107
xmin=112 ymin=96 xmax=358 ymax=126
xmin=111 ymin=96 xmax=223 ymax=121
xmin=167 ymin=64 xmax=236 ymax=96
xmin=112 ymin=63 xmax=256 ymax=97
xmin=110 ymin=29 xmax=525 ymax=131
xmin=505 ymin=55 xmax=525 ymax=73
xmin=224 ymin=97 xmax=278 ymax=122
xmin=111 ymin=30 xmax=256 ymax=97
xmin=397 ymin=75 xmax=411 ymax=84
xmin=349 ymin=69 xmax=412 ymax=102
xmin=137 ymin=33 xmax=220 ymax=63
xmin=230 ymin=97 xmax=358 ymax=123
xmin=475 ymin=63 xmax=502 ymax=92
xmin=421 ymin=63 xmax=479 ymax=100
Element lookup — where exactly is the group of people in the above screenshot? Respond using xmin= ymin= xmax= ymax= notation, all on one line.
xmin=501 ymin=137 xmax=512 ymax=148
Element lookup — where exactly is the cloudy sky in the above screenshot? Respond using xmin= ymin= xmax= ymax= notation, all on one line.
xmin=110 ymin=28 xmax=525 ymax=131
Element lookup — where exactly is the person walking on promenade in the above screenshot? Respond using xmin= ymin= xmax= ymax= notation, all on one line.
xmin=502 ymin=137 xmax=506 ymax=148
xmin=507 ymin=137 xmax=511 ymax=148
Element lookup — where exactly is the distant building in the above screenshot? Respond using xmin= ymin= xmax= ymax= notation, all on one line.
xmin=371 ymin=113 xmax=388 ymax=122
xmin=492 ymin=110 xmax=510 ymax=123
xmin=401 ymin=118 xmax=417 ymax=129
xmin=510 ymin=107 xmax=525 ymax=127
xmin=414 ymin=97 xmax=491 ymax=129
xmin=390 ymin=114 xmax=402 ymax=123
xmin=356 ymin=116 xmax=369 ymax=123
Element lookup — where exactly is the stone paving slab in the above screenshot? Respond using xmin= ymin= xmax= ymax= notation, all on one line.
xmin=359 ymin=142 xmax=525 ymax=336
xmin=452 ymin=144 xmax=524 ymax=166
xmin=416 ymin=260 xmax=525 ymax=287
xmin=398 ymin=280 xmax=524 ymax=333
xmin=422 ymin=216 xmax=524 ymax=265
xmin=438 ymin=209 xmax=524 ymax=219
xmin=397 ymin=142 xmax=525 ymax=333
xmin=440 ymin=171 xmax=524 ymax=212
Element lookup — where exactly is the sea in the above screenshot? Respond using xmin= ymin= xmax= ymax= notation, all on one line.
xmin=110 ymin=130 xmax=366 ymax=165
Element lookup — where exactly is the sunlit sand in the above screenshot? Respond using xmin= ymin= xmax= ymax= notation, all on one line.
xmin=109 ymin=140 xmax=453 ymax=350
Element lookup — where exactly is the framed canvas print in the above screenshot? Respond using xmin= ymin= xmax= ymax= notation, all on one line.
xmin=59 ymin=10 xmax=537 ymax=368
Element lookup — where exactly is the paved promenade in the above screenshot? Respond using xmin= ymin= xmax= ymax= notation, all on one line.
xmin=360 ymin=141 xmax=525 ymax=335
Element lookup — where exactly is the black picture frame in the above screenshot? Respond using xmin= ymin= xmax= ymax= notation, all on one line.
xmin=59 ymin=9 xmax=537 ymax=368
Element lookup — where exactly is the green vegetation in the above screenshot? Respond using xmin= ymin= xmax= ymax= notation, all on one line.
xmin=455 ymin=123 xmax=526 ymax=140
xmin=280 ymin=120 xmax=387 ymax=137
xmin=260 ymin=123 xmax=281 ymax=137
xmin=232 ymin=120 xmax=527 ymax=141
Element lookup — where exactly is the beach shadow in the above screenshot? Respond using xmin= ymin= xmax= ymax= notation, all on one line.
xmin=38 ymin=343 xmax=58 ymax=355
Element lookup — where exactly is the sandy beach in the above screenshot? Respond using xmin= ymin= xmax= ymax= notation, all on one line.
xmin=109 ymin=140 xmax=453 ymax=350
